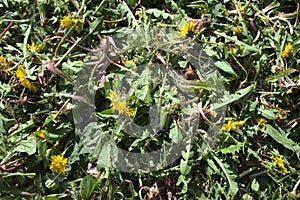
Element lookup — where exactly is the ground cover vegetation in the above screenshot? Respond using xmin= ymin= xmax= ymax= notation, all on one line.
xmin=0 ymin=0 xmax=300 ymax=199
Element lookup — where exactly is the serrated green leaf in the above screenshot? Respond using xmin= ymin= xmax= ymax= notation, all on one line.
xmin=80 ymin=175 xmax=98 ymax=200
xmin=220 ymin=143 xmax=243 ymax=154
xmin=265 ymin=125 xmax=300 ymax=159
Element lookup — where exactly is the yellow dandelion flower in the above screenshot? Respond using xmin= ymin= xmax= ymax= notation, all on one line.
xmin=222 ymin=121 xmax=236 ymax=132
xmin=257 ymin=118 xmax=267 ymax=131
xmin=222 ymin=120 xmax=246 ymax=132
xmin=281 ymin=43 xmax=293 ymax=58
xmin=271 ymin=155 xmax=288 ymax=175
xmin=178 ymin=21 xmax=195 ymax=38
xmin=107 ymin=90 xmax=135 ymax=117
xmin=16 ymin=66 xmax=26 ymax=79
xmin=35 ymin=130 xmax=46 ymax=140
xmin=27 ymin=42 xmax=40 ymax=53
xmin=113 ymin=100 xmax=128 ymax=115
xmin=49 ymin=155 xmax=68 ymax=175
xmin=235 ymin=120 xmax=246 ymax=128
xmin=238 ymin=4 xmax=246 ymax=15
xmin=107 ymin=89 xmax=118 ymax=101
xmin=126 ymin=107 xmax=135 ymax=117
xmin=276 ymin=110 xmax=288 ymax=120
xmin=60 ymin=14 xmax=84 ymax=33
xmin=233 ymin=25 xmax=242 ymax=35
xmin=16 ymin=66 xmax=39 ymax=93
xmin=60 ymin=13 xmax=73 ymax=29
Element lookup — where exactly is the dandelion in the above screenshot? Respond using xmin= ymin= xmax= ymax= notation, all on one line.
xmin=34 ymin=130 xmax=46 ymax=140
xmin=281 ymin=43 xmax=293 ymax=58
xmin=60 ymin=13 xmax=84 ymax=33
xmin=271 ymin=155 xmax=288 ymax=175
xmin=222 ymin=120 xmax=246 ymax=132
xmin=16 ymin=66 xmax=39 ymax=93
xmin=60 ymin=13 xmax=73 ymax=29
xmin=125 ymin=60 xmax=136 ymax=68
xmin=257 ymin=118 xmax=267 ymax=131
xmin=178 ymin=21 xmax=195 ymax=38
xmin=127 ymin=107 xmax=135 ymax=117
xmin=222 ymin=121 xmax=235 ymax=132
xmin=235 ymin=120 xmax=246 ymax=128
xmin=238 ymin=4 xmax=246 ymax=15
xmin=27 ymin=42 xmax=40 ymax=53
xmin=276 ymin=110 xmax=288 ymax=120
xmin=49 ymin=155 xmax=68 ymax=175
xmin=233 ymin=25 xmax=242 ymax=35
xmin=107 ymin=90 xmax=135 ymax=117
xmin=0 ymin=56 xmax=9 ymax=68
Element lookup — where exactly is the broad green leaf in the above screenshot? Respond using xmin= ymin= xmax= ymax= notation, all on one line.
xmin=2 ymin=0 xmax=8 ymax=7
xmin=257 ymin=108 xmax=276 ymax=120
xmin=180 ymin=159 xmax=191 ymax=176
xmin=178 ymin=61 xmax=188 ymax=68
xmin=182 ymin=150 xmax=194 ymax=160
xmin=169 ymin=124 xmax=183 ymax=144
xmin=265 ymin=125 xmax=300 ymax=159
xmin=0 ymin=81 xmax=11 ymax=98
xmin=80 ymin=175 xmax=98 ymax=200
xmin=13 ymin=138 xmax=36 ymax=155
xmin=249 ymin=98 xmax=258 ymax=112
xmin=44 ymin=173 xmax=65 ymax=191
xmin=214 ymin=61 xmax=238 ymax=76
xmin=135 ymin=85 xmax=151 ymax=103
xmin=23 ymin=24 xmax=31 ymax=57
